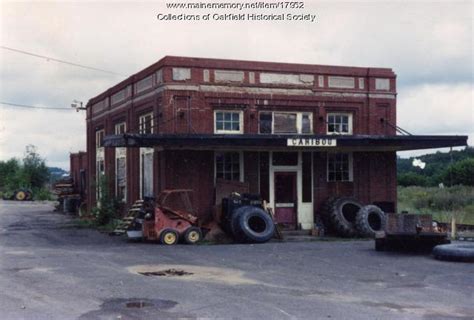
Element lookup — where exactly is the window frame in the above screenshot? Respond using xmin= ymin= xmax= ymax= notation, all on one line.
xmin=214 ymin=151 xmax=244 ymax=183
xmin=214 ymin=110 xmax=244 ymax=134
xmin=327 ymin=152 xmax=353 ymax=182
xmin=326 ymin=112 xmax=353 ymax=135
xmin=258 ymin=111 xmax=313 ymax=134
xmin=139 ymin=112 xmax=154 ymax=134
xmin=95 ymin=129 xmax=105 ymax=148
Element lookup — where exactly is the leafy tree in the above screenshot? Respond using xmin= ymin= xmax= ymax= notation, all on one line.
xmin=442 ymin=158 xmax=474 ymax=186
xmin=22 ymin=145 xmax=50 ymax=189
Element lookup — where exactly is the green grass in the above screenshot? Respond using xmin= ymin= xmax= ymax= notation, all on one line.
xmin=398 ymin=186 xmax=474 ymax=225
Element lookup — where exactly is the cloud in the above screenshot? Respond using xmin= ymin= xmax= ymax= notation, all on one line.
xmin=0 ymin=1 xmax=472 ymax=169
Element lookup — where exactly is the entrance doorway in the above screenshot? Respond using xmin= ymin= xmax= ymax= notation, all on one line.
xmin=274 ymin=171 xmax=297 ymax=229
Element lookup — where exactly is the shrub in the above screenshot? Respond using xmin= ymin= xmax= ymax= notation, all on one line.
xmin=442 ymin=158 xmax=474 ymax=186
xmin=398 ymin=172 xmax=428 ymax=187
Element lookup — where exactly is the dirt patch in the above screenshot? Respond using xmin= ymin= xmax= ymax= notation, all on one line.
xmin=139 ymin=268 xmax=193 ymax=277
xmin=128 ymin=264 xmax=259 ymax=285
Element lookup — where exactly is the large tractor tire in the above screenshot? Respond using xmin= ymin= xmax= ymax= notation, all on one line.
xmin=231 ymin=206 xmax=275 ymax=243
xmin=432 ymin=243 xmax=474 ymax=262
xmin=326 ymin=197 xmax=362 ymax=237
xmin=355 ymin=205 xmax=386 ymax=238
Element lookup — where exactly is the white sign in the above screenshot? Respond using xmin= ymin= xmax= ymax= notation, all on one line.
xmin=287 ymin=138 xmax=337 ymax=147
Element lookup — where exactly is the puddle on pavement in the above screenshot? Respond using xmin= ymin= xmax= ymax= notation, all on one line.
xmin=78 ymin=298 xmax=186 ymax=320
xmin=128 ymin=264 xmax=259 ymax=285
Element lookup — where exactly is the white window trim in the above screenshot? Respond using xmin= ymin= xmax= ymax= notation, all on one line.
xmin=95 ymin=129 xmax=105 ymax=149
xmin=259 ymin=111 xmax=313 ymax=134
xmin=139 ymin=112 xmax=154 ymax=134
xmin=214 ymin=151 xmax=244 ymax=183
xmin=326 ymin=112 xmax=353 ymax=135
xmin=214 ymin=110 xmax=244 ymax=134
xmin=326 ymin=152 xmax=353 ymax=182
xmin=114 ymin=122 xmax=127 ymax=202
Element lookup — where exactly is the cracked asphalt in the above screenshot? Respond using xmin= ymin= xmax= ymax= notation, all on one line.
xmin=0 ymin=200 xmax=473 ymax=320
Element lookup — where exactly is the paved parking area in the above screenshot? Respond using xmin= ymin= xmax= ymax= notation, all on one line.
xmin=0 ymin=200 xmax=473 ymax=320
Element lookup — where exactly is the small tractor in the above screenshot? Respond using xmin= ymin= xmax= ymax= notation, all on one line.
xmin=116 ymin=189 xmax=203 ymax=245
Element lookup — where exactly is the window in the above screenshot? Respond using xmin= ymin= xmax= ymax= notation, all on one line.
xmin=139 ymin=113 xmax=153 ymax=134
xmin=214 ymin=111 xmax=243 ymax=134
xmin=259 ymin=112 xmax=312 ymax=134
xmin=115 ymin=122 xmax=127 ymax=201
xmin=215 ymin=152 xmax=242 ymax=181
xmin=95 ymin=129 xmax=104 ymax=148
xmin=327 ymin=153 xmax=353 ymax=182
xmin=327 ymin=113 xmax=353 ymax=135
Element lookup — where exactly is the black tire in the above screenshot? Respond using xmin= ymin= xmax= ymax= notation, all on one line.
xmin=183 ymin=227 xmax=202 ymax=244
xmin=232 ymin=206 xmax=275 ymax=243
xmin=15 ymin=190 xmax=27 ymax=201
xmin=355 ymin=205 xmax=386 ymax=238
xmin=327 ymin=197 xmax=362 ymax=237
xmin=159 ymin=228 xmax=179 ymax=245
xmin=432 ymin=243 xmax=474 ymax=262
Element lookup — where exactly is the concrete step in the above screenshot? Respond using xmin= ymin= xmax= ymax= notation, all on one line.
xmin=281 ymin=230 xmax=312 ymax=236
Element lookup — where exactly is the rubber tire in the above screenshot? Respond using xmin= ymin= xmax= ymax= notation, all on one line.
xmin=327 ymin=197 xmax=362 ymax=237
xmin=432 ymin=243 xmax=474 ymax=262
xmin=355 ymin=205 xmax=386 ymax=238
xmin=232 ymin=206 xmax=275 ymax=243
xmin=159 ymin=229 xmax=179 ymax=245
xmin=183 ymin=227 xmax=202 ymax=245
xmin=15 ymin=191 xmax=26 ymax=201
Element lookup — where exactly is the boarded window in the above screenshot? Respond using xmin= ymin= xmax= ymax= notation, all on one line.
xmin=215 ymin=152 xmax=240 ymax=181
xmin=302 ymin=152 xmax=312 ymax=202
xmin=302 ymin=114 xmax=312 ymax=134
xmin=274 ymin=113 xmax=297 ymax=133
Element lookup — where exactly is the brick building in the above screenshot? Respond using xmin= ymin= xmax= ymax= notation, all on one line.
xmin=78 ymin=56 xmax=467 ymax=230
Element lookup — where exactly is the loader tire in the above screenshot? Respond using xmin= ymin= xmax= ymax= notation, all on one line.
xmin=183 ymin=227 xmax=202 ymax=244
xmin=432 ymin=243 xmax=474 ymax=262
xmin=160 ymin=229 xmax=179 ymax=245
xmin=327 ymin=197 xmax=362 ymax=237
xmin=355 ymin=205 xmax=386 ymax=238
xmin=232 ymin=206 xmax=275 ymax=243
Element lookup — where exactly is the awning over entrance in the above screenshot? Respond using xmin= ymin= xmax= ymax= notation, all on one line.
xmin=103 ymin=134 xmax=468 ymax=152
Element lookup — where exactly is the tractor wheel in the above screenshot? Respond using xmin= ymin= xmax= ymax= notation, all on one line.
xmin=327 ymin=197 xmax=362 ymax=237
xmin=160 ymin=229 xmax=179 ymax=245
xmin=355 ymin=205 xmax=386 ymax=238
xmin=183 ymin=227 xmax=202 ymax=244
xmin=15 ymin=190 xmax=27 ymax=201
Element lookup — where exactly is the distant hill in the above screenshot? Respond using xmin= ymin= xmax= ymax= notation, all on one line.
xmin=48 ymin=167 xmax=69 ymax=182
xmin=397 ymin=147 xmax=474 ymax=186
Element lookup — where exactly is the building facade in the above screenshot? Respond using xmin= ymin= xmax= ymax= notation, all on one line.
xmin=83 ymin=56 xmax=467 ymax=230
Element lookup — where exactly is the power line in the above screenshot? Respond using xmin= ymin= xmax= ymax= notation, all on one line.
xmin=0 ymin=101 xmax=72 ymax=110
xmin=1 ymin=46 xmax=126 ymax=77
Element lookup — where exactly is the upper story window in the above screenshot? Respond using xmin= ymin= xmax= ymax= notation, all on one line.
xmin=214 ymin=110 xmax=243 ymax=134
xmin=95 ymin=129 xmax=104 ymax=149
xmin=327 ymin=113 xmax=353 ymax=135
xmin=259 ymin=112 xmax=312 ymax=134
xmin=115 ymin=122 xmax=126 ymax=134
xmin=327 ymin=153 xmax=353 ymax=182
xmin=139 ymin=113 xmax=153 ymax=134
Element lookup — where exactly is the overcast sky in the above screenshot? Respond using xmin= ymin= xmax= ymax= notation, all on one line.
xmin=0 ymin=0 xmax=472 ymax=170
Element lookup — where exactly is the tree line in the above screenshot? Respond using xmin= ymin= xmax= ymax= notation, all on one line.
xmin=397 ymin=147 xmax=474 ymax=187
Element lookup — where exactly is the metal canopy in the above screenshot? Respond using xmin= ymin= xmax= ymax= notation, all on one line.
xmin=102 ymin=133 xmax=468 ymax=152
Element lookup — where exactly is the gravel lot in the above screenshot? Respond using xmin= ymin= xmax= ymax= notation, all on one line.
xmin=0 ymin=200 xmax=473 ymax=320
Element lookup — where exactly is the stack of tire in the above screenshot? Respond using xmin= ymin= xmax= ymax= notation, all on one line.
xmin=2 ymin=189 xmax=33 ymax=201
xmin=322 ymin=197 xmax=386 ymax=238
